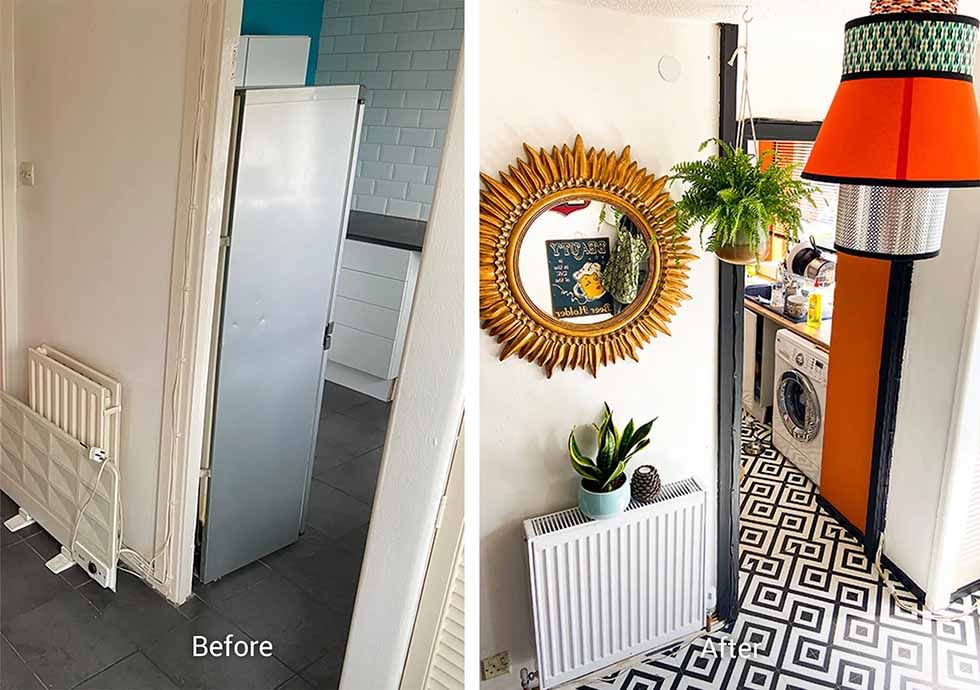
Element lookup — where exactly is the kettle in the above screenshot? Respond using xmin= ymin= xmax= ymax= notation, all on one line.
xmin=787 ymin=236 xmax=836 ymax=286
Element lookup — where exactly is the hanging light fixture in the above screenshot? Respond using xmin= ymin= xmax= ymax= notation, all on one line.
xmin=802 ymin=0 xmax=980 ymax=259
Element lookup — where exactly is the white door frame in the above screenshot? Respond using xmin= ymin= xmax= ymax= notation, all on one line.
xmin=0 ymin=0 xmax=17 ymax=394
xmin=401 ymin=427 xmax=465 ymax=689
xmin=340 ymin=52 xmax=466 ymax=690
xmin=150 ymin=0 xmax=243 ymax=603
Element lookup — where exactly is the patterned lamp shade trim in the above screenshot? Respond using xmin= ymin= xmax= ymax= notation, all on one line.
xmin=871 ymin=0 xmax=958 ymax=12
xmin=842 ymin=13 xmax=978 ymax=81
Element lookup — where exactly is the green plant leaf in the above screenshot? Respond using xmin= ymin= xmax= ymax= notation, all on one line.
xmin=624 ymin=438 xmax=651 ymax=463
xmin=618 ymin=419 xmax=635 ymax=463
xmin=597 ymin=423 xmax=617 ymax=473
xmin=601 ymin=461 xmax=627 ymax=491
xmin=568 ymin=429 xmax=600 ymax=480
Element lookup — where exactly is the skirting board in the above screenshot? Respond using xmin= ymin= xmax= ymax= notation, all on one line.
xmin=326 ymin=361 xmax=394 ymax=402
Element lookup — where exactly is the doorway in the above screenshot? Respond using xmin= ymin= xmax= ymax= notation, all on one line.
xmin=714 ymin=23 xmax=915 ymax=624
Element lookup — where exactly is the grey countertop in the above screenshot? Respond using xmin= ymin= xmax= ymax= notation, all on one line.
xmin=346 ymin=210 xmax=426 ymax=252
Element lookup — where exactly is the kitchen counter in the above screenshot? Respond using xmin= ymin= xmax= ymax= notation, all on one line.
xmin=346 ymin=210 xmax=425 ymax=252
xmin=743 ymin=298 xmax=832 ymax=353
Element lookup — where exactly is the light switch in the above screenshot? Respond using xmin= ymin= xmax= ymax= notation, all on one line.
xmin=18 ymin=162 xmax=35 ymax=187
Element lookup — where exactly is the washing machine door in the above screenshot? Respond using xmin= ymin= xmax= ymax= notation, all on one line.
xmin=776 ymin=370 xmax=822 ymax=442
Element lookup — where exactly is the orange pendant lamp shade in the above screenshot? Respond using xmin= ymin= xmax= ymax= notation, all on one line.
xmin=803 ymin=0 xmax=980 ymax=258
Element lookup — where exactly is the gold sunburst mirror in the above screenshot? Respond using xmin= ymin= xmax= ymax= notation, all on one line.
xmin=480 ymin=135 xmax=695 ymax=377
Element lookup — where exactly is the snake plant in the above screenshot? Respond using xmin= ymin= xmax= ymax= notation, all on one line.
xmin=568 ymin=403 xmax=656 ymax=492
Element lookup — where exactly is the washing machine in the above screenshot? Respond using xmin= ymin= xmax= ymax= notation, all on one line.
xmin=772 ymin=329 xmax=829 ymax=486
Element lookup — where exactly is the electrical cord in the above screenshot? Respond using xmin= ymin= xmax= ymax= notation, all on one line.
xmin=70 ymin=451 xmax=110 ymax=556
xmin=116 ymin=0 xmax=213 ymax=587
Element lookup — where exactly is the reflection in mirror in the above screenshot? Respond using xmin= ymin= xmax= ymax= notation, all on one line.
xmin=517 ymin=198 xmax=649 ymax=325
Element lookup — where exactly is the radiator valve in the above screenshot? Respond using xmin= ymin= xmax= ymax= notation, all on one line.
xmin=520 ymin=668 xmax=539 ymax=690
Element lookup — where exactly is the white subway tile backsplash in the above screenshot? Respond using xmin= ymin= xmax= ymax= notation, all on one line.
xmin=398 ymin=127 xmax=437 ymax=147
xmin=394 ymin=163 xmax=429 ymax=183
xmin=347 ymin=52 xmax=380 ymax=70
xmin=418 ymin=9 xmax=455 ymax=30
xmin=353 ymin=178 xmax=376 ymax=195
xmin=352 ymin=14 xmax=383 ymax=34
xmin=359 ymin=70 xmax=393 ymax=89
xmin=380 ymin=145 xmax=415 ymax=163
xmin=320 ymin=70 xmax=359 ymax=85
xmin=358 ymin=143 xmax=382 ymax=161
xmin=379 ymin=51 xmax=412 ymax=69
xmin=382 ymin=12 xmax=419 ymax=32
xmin=325 ymin=17 xmax=353 ymax=35
xmin=391 ymin=71 xmax=428 ymax=89
xmin=319 ymin=54 xmax=347 ymax=72
xmin=395 ymin=31 xmax=435 ymax=51
xmin=371 ymin=89 xmax=407 ymax=108
xmin=354 ymin=194 xmax=389 ymax=214
xmin=412 ymin=146 xmax=443 ymax=166
xmin=370 ymin=0 xmax=404 ymax=11
xmin=387 ymin=198 xmax=423 ymax=219
xmin=411 ymin=50 xmax=449 ymax=70
xmin=365 ymin=33 xmax=397 ymax=51
xmin=362 ymin=107 xmax=387 ymax=126
xmin=386 ymin=108 xmax=422 ymax=127
xmin=333 ymin=34 xmax=367 ymax=53
xmin=320 ymin=0 xmax=460 ymax=219
xmin=361 ymin=161 xmax=395 ymax=179
xmin=340 ymin=0 xmax=373 ymax=15
xmin=432 ymin=29 xmax=462 ymax=50
xmin=405 ymin=90 xmax=442 ymax=109
xmin=365 ymin=126 xmax=400 ymax=145
xmin=406 ymin=182 xmax=435 ymax=203
xmin=419 ymin=109 xmax=449 ymax=129
xmin=425 ymin=69 xmax=455 ymax=89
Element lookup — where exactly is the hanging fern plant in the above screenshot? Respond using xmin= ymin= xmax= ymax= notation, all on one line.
xmin=670 ymin=139 xmax=818 ymax=265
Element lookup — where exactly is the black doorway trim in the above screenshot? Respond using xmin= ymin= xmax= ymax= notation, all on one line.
xmin=865 ymin=261 xmax=913 ymax=559
xmin=716 ymin=22 xmax=742 ymax=626
xmin=749 ymin=118 xmax=822 ymax=142
xmin=713 ymin=27 xmax=918 ymax=618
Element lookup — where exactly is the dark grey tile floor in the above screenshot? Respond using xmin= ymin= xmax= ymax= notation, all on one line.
xmin=0 ymin=382 xmax=389 ymax=690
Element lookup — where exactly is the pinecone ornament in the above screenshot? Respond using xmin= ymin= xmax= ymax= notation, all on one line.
xmin=631 ymin=465 xmax=661 ymax=503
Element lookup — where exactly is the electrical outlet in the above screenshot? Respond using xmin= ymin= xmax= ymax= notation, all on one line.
xmin=706 ymin=585 xmax=717 ymax=612
xmin=481 ymin=651 xmax=511 ymax=681
xmin=18 ymin=161 xmax=35 ymax=187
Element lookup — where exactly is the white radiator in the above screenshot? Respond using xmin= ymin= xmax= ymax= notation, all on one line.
xmin=0 ymin=346 xmax=122 ymax=589
xmin=524 ymin=478 xmax=706 ymax=689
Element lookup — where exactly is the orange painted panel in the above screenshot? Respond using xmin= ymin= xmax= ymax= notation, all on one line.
xmin=820 ymin=253 xmax=891 ymax=531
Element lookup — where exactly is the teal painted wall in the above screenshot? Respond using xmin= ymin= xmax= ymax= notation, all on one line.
xmin=242 ymin=0 xmax=325 ymax=85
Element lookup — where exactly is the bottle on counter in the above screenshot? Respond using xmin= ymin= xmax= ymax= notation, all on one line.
xmin=807 ymin=290 xmax=823 ymax=327
xmin=771 ymin=282 xmax=785 ymax=310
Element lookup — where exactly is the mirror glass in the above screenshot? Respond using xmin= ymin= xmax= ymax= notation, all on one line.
xmin=517 ymin=197 xmax=650 ymax=325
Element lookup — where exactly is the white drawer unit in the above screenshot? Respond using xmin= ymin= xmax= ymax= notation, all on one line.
xmin=327 ymin=239 xmax=421 ymax=400
xmin=235 ymin=35 xmax=310 ymax=88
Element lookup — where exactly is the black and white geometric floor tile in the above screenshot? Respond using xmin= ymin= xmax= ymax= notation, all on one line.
xmin=577 ymin=416 xmax=980 ymax=690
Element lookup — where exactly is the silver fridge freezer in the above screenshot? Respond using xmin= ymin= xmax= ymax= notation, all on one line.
xmin=199 ymin=85 xmax=364 ymax=583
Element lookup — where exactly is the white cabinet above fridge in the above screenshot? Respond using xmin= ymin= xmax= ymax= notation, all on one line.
xmin=235 ymin=35 xmax=310 ymax=88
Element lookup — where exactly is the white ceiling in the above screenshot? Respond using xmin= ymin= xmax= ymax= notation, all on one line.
xmin=548 ymin=0 xmax=978 ymax=22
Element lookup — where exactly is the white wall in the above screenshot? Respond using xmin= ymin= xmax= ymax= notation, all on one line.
xmin=13 ymin=0 xmax=193 ymax=557
xmin=888 ymin=188 xmax=980 ymax=590
xmin=341 ymin=50 xmax=465 ymax=690
xmin=479 ymin=2 xmax=720 ymax=686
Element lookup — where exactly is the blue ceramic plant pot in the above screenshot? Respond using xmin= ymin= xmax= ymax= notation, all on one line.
xmin=579 ymin=478 xmax=630 ymax=520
